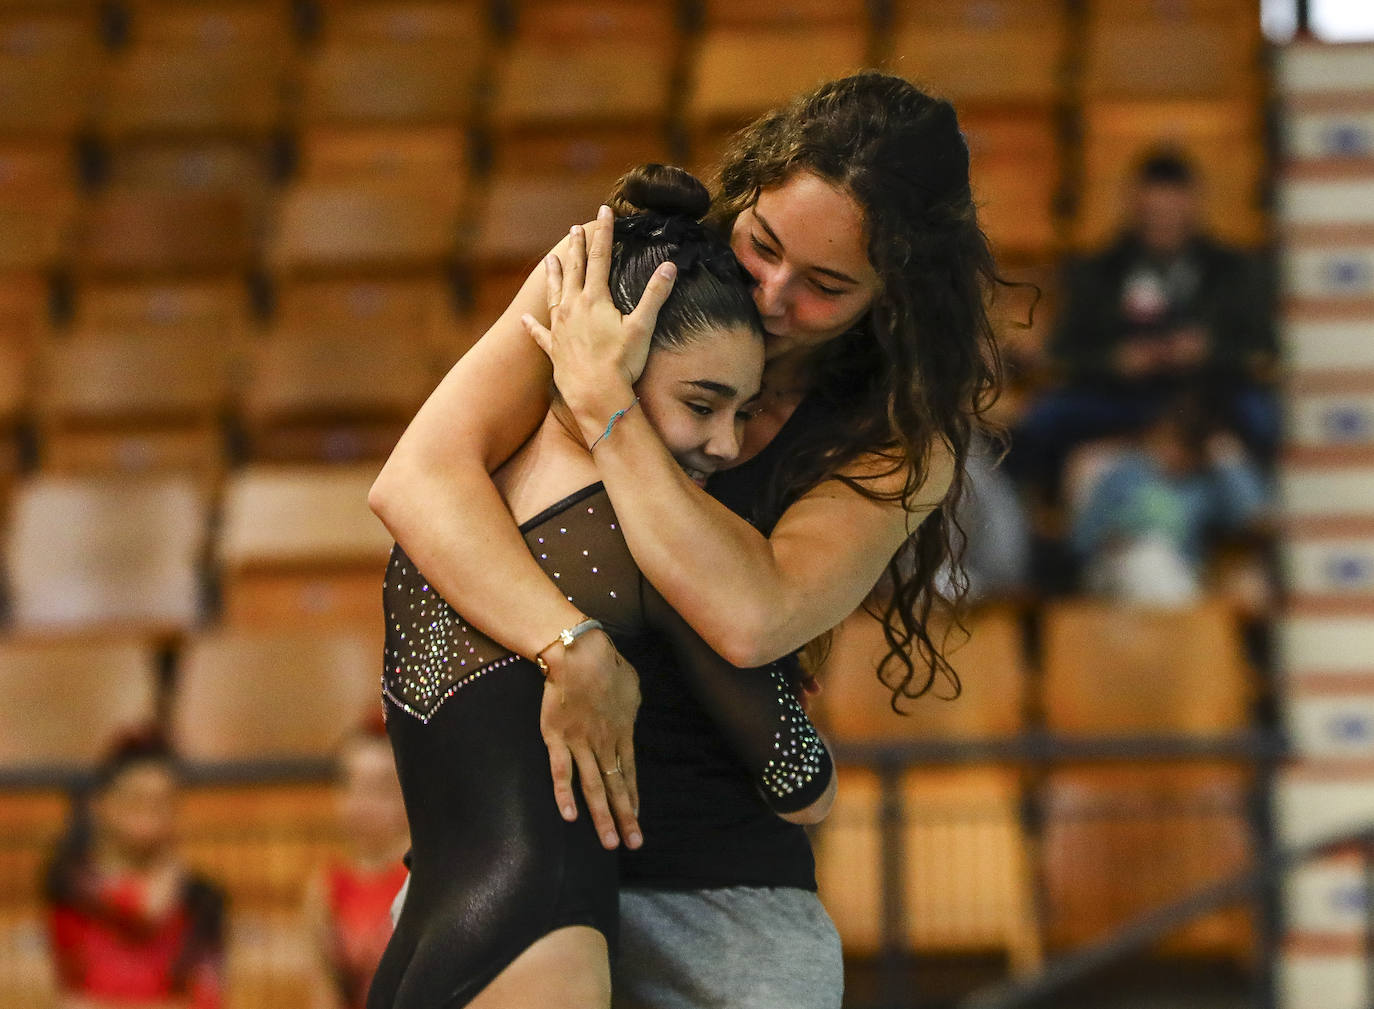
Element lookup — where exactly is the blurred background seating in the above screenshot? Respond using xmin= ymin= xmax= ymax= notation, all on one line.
xmin=0 ymin=1 xmax=1364 ymax=1006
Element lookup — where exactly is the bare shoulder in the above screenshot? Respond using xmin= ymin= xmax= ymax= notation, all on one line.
xmin=820 ymin=438 xmax=956 ymax=513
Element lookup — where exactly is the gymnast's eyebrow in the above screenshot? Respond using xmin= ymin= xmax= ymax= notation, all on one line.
xmin=753 ymin=212 xmax=862 ymax=286
xmin=681 ymin=380 xmax=739 ymax=398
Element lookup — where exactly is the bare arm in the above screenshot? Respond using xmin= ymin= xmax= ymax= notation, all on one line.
xmin=369 ymin=223 xmax=677 ymax=848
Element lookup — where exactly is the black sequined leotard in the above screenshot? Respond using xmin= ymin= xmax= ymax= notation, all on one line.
xmin=366 ymin=484 xmax=831 ymax=1009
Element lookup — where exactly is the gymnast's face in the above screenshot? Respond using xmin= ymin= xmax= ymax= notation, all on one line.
xmin=634 ymin=323 xmax=764 ymax=487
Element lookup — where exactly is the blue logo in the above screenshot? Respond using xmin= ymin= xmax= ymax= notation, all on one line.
xmin=1325 ymin=124 xmax=1372 ymax=157
xmin=1325 ymin=553 xmax=1374 ymax=585
xmin=1323 ymin=406 xmax=1373 ymax=441
xmin=1327 ymin=257 xmax=1372 ymax=291
xmin=1327 ymin=712 xmax=1373 ymax=742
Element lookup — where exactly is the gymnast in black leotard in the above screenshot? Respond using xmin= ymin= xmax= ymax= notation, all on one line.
xmin=366 ymin=167 xmax=835 ymax=1009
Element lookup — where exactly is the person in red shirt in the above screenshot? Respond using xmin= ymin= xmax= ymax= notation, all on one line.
xmin=45 ymin=729 xmax=225 ymax=1009
xmin=302 ymin=721 xmax=409 ymax=1009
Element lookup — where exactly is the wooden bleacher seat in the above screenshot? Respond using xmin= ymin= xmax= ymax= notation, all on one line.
xmin=1082 ymin=1 xmax=1262 ymax=101
xmin=5 ymin=473 xmax=208 ymax=633
xmin=468 ymin=172 xmax=615 ymax=270
xmin=0 ymin=273 xmax=50 ymax=346
xmin=813 ymin=604 xmax=1027 ymax=742
xmin=268 ymin=181 xmax=460 ymax=276
xmin=223 ymin=908 xmax=315 ymax=1009
xmin=274 ymin=273 xmax=455 ymax=338
xmin=887 ymin=0 xmax=1066 ymax=108
xmin=698 ymin=0 xmax=868 ymax=29
xmin=0 ymin=141 xmax=75 ymax=192
xmin=511 ymin=1 xmax=677 ymax=45
xmin=71 ymin=278 xmax=252 ymax=339
xmin=489 ymin=41 xmax=673 ymax=175
xmin=0 ymin=638 xmax=159 ymax=769
xmin=103 ymin=138 xmax=276 ymax=206
xmin=296 ymin=125 xmax=468 ymax=186
xmin=0 ymin=186 xmax=77 ymax=273
xmin=0 ymin=791 xmax=69 ymax=909
xmin=0 ymin=6 xmax=100 ymax=138
xmin=32 ymin=332 xmax=236 ymax=478
xmin=179 ymin=782 xmax=341 ymax=907
xmin=0 ymin=909 xmax=56 ymax=1009
xmin=1073 ymin=98 xmax=1267 ymax=250
xmin=1041 ymin=599 xmax=1252 ymax=736
xmin=97 ymin=46 xmax=287 ymax=140
xmin=685 ymin=27 xmax=868 ymax=136
xmin=299 ymin=42 xmax=481 ymax=128
xmin=73 ymin=187 xmax=257 ymax=278
xmin=683 ymin=26 xmax=868 ymax=174
xmin=1040 ymin=762 xmax=1254 ymax=955
xmin=241 ymin=329 xmax=432 ymax=463
xmin=814 ymin=765 xmax=1040 ymax=972
xmin=122 ymin=0 xmax=295 ymax=53
xmin=216 ymin=463 xmax=391 ymax=629
xmin=318 ymin=0 xmax=487 ymax=45
xmin=172 ymin=629 xmax=382 ymax=763
xmin=962 ymin=109 xmax=1061 ymax=260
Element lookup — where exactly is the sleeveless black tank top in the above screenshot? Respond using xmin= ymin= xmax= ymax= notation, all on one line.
xmin=621 ymin=395 xmax=839 ymax=891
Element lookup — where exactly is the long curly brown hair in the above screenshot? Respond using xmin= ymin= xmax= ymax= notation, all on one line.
xmin=710 ymin=71 xmax=1011 ymax=709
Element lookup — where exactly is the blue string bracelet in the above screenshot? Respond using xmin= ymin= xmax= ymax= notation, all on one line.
xmin=589 ymin=397 xmax=640 ymax=452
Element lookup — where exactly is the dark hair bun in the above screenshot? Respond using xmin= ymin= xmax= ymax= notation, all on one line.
xmin=609 ymin=164 xmax=711 ymax=221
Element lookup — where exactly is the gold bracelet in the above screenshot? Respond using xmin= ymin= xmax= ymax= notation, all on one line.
xmin=534 ymin=618 xmax=605 ymax=677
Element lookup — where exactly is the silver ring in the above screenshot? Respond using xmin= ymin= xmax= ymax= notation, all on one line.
xmin=601 ymin=755 xmax=623 ymax=777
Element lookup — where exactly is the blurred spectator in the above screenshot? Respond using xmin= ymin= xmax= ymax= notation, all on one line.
xmin=302 ymin=720 xmax=409 ymax=1009
xmin=1011 ymin=148 xmax=1279 ymax=499
xmin=44 ymin=729 xmax=225 ymax=1009
xmin=1069 ymin=395 xmax=1270 ymax=605
xmin=936 ymin=434 xmax=1031 ymax=600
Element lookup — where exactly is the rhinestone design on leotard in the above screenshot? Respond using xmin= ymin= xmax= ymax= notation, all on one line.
xmin=759 ymin=665 xmax=827 ymax=800
xmin=381 ymin=545 xmax=525 ymax=724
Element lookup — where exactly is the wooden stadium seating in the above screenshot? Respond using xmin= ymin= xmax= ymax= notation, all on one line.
xmin=1041 ymin=599 xmax=1252 ymax=736
xmin=5 ymin=473 xmax=208 ymax=634
xmin=97 ymin=46 xmax=287 ymax=140
xmin=0 ymin=186 xmax=77 ymax=273
xmin=888 ymin=0 xmax=1066 ymax=108
xmin=103 ymin=139 xmax=276 ymax=205
xmin=222 ymin=909 xmax=316 ymax=1009
xmin=172 ymin=630 xmax=383 ymax=763
xmin=298 ymin=42 xmax=482 ymax=128
xmin=296 ymin=125 xmax=469 ymax=186
xmin=698 ymin=0 xmax=868 ymax=30
xmin=1073 ymin=99 xmax=1267 ymax=250
xmin=0 ymin=7 xmax=100 ymax=138
xmin=318 ymin=0 xmax=487 ymax=45
xmin=1082 ymin=0 xmax=1262 ymax=101
xmin=267 ymin=181 xmax=461 ymax=276
xmin=813 ymin=604 xmax=1027 ymax=743
xmin=962 ymin=110 xmax=1062 ymax=259
xmin=684 ymin=27 xmax=868 ymax=134
xmin=0 ymin=273 xmax=50 ymax=345
xmin=241 ymin=329 xmax=432 ymax=463
xmin=73 ymin=187 xmax=257 ymax=278
xmin=489 ymin=41 xmax=673 ymax=173
xmin=1040 ymin=763 xmax=1254 ymax=955
xmin=0 ymin=790 xmax=68 ymax=910
xmin=0 ymin=638 xmax=159 ymax=769
xmin=71 ymin=278 xmax=253 ymax=339
xmin=0 ymin=141 xmax=76 ymax=192
xmin=179 ymin=782 xmax=342 ymax=906
xmin=122 ymin=0 xmax=295 ymax=53
xmin=32 ymin=332 xmax=236 ymax=478
xmin=216 ymin=464 xmax=392 ymax=629
xmin=814 ymin=765 xmax=1040 ymax=972
xmin=273 ymin=275 xmax=455 ymax=343
xmin=512 ymin=0 xmax=677 ymax=44
xmin=467 ymin=172 xmax=616 ymax=272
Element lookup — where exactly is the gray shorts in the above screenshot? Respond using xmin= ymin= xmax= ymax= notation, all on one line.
xmin=612 ymin=887 xmax=844 ymax=1009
